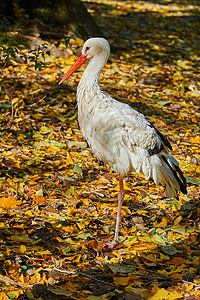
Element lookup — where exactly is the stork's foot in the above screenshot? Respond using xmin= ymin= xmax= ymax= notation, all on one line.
xmin=106 ymin=239 xmax=119 ymax=248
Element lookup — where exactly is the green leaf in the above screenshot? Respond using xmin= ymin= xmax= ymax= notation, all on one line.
xmin=54 ymin=41 xmax=61 ymax=48
xmin=185 ymin=175 xmax=200 ymax=186
xmin=151 ymin=234 xmax=166 ymax=246
xmin=162 ymin=246 xmax=179 ymax=256
xmin=50 ymin=140 xmax=66 ymax=148
xmin=169 ymin=200 xmax=181 ymax=207
xmin=157 ymin=100 xmax=171 ymax=106
xmin=36 ymin=188 xmax=43 ymax=196
xmin=10 ymin=235 xmax=35 ymax=244
xmin=0 ymin=104 xmax=11 ymax=108
xmin=20 ymin=265 xmax=28 ymax=271
xmin=7 ymin=294 xmax=16 ymax=299
xmin=170 ymin=226 xmax=185 ymax=235
xmin=77 ymin=232 xmax=92 ymax=239
xmin=40 ymin=126 xmax=54 ymax=134
xmin=65 ymin=39 xmax=70 ymax=48
xmin=73 ymin=165 xmax=83 ymax=177
xmin=108 ymin=264 xmax=135 ymax=273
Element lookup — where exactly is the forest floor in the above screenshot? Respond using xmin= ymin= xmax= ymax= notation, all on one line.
xmin=0 ymin=0 xmax=200 ymax=299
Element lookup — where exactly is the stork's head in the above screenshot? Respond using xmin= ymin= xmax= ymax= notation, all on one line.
xmin=59 ymin=37 xmax=110 ymax=84
xmin=82 ymin=37 xmax=110 ymax=61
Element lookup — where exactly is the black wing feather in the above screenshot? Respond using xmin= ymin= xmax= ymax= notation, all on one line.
xmin=147 ymin=122 xmax=172 ymax=156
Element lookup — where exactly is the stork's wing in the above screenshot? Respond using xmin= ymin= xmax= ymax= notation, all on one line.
xmin=84 ymin=97 xmax=170 ymax=172
xmin=102 ymin=98 xmax=172 ymax=155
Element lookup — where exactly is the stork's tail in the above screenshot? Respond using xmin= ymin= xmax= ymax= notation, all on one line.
xmin=150 ymin=153 xmax=187 ymax=199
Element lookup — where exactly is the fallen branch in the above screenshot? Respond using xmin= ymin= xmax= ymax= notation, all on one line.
xmin=53 ymin=267 xmax=111 ymax=284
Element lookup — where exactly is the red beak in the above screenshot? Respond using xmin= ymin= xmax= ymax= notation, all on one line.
xmin=59 ymin=54 xmax=88 ymax=84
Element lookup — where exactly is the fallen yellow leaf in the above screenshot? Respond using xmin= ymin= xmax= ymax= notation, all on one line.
xmin=186 ymin=283 xmax=194 ymax=292
xmin=0 ymin=196 xmax=22 ymax=209
xmin=167 ymin=292 xmax=183 ymax=300
xmin=157 ymin=217 xmax=168 ymax=227
xmin=113 ymin=276 xmax=130 ymax=286
xmin=0 ymin=291 xmax=9 ymax=299
xmin=19 ymin=245 xmax=26 ymax=254
xmin=149 ymin=288 xmax=168 ymax=300
xmin=174 ymin=216 xmax=182 ymax=225
xmin=189 ymin=136 xmax=200 ymax=144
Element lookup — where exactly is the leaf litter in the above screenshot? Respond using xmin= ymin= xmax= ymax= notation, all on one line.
xmin=0 ymin=0 xmax=200 ymax=299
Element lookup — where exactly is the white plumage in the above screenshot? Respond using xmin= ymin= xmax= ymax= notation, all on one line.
xmin=59 ymin=37 xmax=187 ymax=247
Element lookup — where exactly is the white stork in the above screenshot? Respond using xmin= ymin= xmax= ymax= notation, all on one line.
xmin=59 ymin=37 xmax=187 ymax=247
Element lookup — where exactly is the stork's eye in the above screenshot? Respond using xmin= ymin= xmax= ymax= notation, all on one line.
xmin=85 ymin=46 xmax=90 ymax=52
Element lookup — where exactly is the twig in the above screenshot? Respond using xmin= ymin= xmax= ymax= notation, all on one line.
xmin=53 ymin=267 xmax=111 ymax=284
xmin=77 ymin=271 xmax=109 ymax=284
xmin=0 ymin=274 xmax=32 ymax=289
xmin=11 ymin=104 xmax=14 ymax=121
xmin=53 ymin=267 xmax=76 ymax=275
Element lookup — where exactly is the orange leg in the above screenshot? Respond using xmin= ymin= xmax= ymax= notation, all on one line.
xmin=107 ymin=174 xmax=124 ymax=248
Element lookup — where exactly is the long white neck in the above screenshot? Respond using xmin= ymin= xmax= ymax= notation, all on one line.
xmin=77 ymin=54 xmax=108 ymax=101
